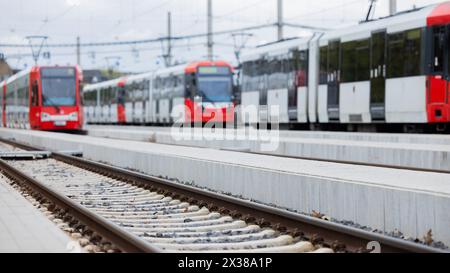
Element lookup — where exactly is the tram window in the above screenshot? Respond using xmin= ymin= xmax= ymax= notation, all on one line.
xmin=101 ymin=88 xmax=111 ymax=105
xmin=90 ymin=91 xmax=96 ymax=106
xmin=127 ymin=84 xmax=134 ymax=101
xmin=341 ymin=39 xmax=369 ymax=82
xmin=163 ymin=78 xmax=169 ymax=95
xmin=432 ymin=26 xmax=445 ymax=73
xmin=341 ymin=41 xmax=356 ymax=82
xmin=6 ymin=91 xmax=11 ymax=106
xmin=85 ymin=90 xmax=93 ymax=106
xmin=82 ymin=91 xmax=88 ymax=106
xmin=102 ymin=88 xmax=107 ymax=104
xmin=404 ymin=29 xmax=422 ymax=76
xmin=108 ymin=88 xmax=112 ymax=104
xmin=185 ymin=73 xmax=197 ymax=98
xmin=174 ymin=75 xmax=184 ymax=97
xmin=99 ymin=89 xmax=103 ymax=105
xmin=103 ymin=88 xmax=108 ymax=104
xmin=258 ymin=57 xmax=268 ymax=105
xmin=157 ymin=77 xmax=162 ymax=90
xmin=93 ymin=91 xmax=98 ymax=106
xmin=241 ymin=61 xmax=252 ymax=92
xmin=82 ymin=92 xmax=87 ymax=106
xmin=297 ymin=50 xmax=308 ymax=87
xmin=31 ymin=81 xmax=39 ymax=106
xmin=252 ymin=60 xmax=261 ymax=91
xmin=268 ymin=56 xmax=283 ymax=90
xmin=17 ymin=86 xmax=23 ymax=106
xmin=319 ymin=46 xmax=328 ymax=84
xmin=20 ymin=85 xmax=28 ymax=106
xmin=126 ymin=85 xmax=133 ymax=102
xmin=160 ymin=78 xmax=166 ymax=91
xmin=328 ymin=41 xmax=340 ymax=82
xmin=83 ymin=91 xmax=92 ymax=106
xmin=388 ymin=28 xmax=422 ymax=78
xmin=355 ymin=39 xmax=370 ymax=81
xmin=387 ymin=32 xmax=405 ymax=78
xmin=144 ymin=80 xmax=150 ymax=100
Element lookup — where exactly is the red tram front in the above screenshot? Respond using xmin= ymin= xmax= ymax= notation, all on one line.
xmin=1 ymin=66 xmax=83 ymax=131
xmin=184 ymin=61 xmax=235 ymax=124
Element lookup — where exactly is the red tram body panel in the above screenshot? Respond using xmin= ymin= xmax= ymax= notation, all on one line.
xmin=1 ymin=66 xmax=83 ymax=131
xmin=426 ymin=2 xmax=450 ymax=123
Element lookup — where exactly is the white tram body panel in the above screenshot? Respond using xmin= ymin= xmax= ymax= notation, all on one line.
xmin=385 ymin=76 xmax=428 ymax=123
xmin=240 ymin=38 xmax=310 ymax=124
xmin=240 ymin=3 xmax=443 ymax=126
xmin=339 ymin=81 xmax=371 ymax=123
xmin=297 ymin=86 xmax=308 ymax=123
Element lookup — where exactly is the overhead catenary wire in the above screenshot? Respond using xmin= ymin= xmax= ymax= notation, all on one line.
xmin=0 ymin=21 xmax=327 ymax=49
xmin=4 ymin=41 xmax=247 ymax=59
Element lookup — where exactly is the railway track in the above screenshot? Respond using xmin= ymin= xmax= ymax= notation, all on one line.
xmin=0 ymin=138 xmax=445 ymax=253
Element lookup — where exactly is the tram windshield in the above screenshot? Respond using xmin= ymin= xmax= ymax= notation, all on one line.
xmin=41 ymin=68 xmax=77 ymax=106
xmin=197 ymin=66 xmax=232 ymax=103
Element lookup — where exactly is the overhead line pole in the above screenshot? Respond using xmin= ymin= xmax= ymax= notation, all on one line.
xmin=389 ymin=0 xmax=396 ymax=15
xmin=207 ymin=0 xmax=213 ymax=60
xmin=164 ymin=11 xmax=173 ymax=67
xmin=277 ymin=0 xmax=283 ymax=41
xmin=168 ymin=12 xmax=172 ymax=66
xmin=76 ymin=36 xmax=81 ymax=66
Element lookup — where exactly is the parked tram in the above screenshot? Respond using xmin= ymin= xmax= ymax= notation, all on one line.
xmin=83 ymin=61 xmax=235 ymax=124
xmin=240 ymin=2 xmax=450 ymax=132
xmin=0 ymin=66 xmax=83 ymax=131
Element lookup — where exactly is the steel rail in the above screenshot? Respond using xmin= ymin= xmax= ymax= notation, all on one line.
xmin=0 ymin=157 xmax=162 ymax=253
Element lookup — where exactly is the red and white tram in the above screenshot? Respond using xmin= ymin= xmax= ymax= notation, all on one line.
xmin=240 ymin=2 xmax=450 ymax=132
xmin=0 ymin=66 xmax=83 ymax=131
xmin=83 ymin=61 xmax=235 ymax=125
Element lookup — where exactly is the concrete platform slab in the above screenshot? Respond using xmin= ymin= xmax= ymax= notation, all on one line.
xmin=0 ymin=174 xmax=72 ymax=253
xmin=86 ymin=125 xmax=450 ymax=172
xmin=87 ymin=125 xmax=450 ymax=145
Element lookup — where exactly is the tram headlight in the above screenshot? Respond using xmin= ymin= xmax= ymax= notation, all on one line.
xmin=41 ymin=113 xmax=51 ymax=122
xmin=69 ymin=112 xmax=79 ymax=121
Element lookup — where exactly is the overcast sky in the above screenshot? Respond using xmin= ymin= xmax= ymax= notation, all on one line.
xmin=0 ymin=0 xmax=447 ymax=72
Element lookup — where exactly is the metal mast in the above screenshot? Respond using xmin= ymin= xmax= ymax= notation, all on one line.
xmin=389 ymin=0 xmax=396 ymax=15
xmin=277 ymin=0 xmax=283 ymax=41
xmin=207 ymin=0 xmax=213 ymax=60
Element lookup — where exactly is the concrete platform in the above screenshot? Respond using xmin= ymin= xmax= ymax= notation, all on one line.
xmin=0 ymin=174 xmax=72 ymax=252
xmin=87 ymin=125 xmax=450 ymax=145
xmin=1 ymin=127 xmax=450 ymax=246
xmin=86 ymin=125 xmax=450 ymax=172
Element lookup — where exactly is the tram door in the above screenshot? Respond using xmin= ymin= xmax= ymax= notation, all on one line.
xmin=370 ymin=30 xmax=387 ymax=121
xmin=327 ymin=40 xmax=340 ymax=121
xmin=429 ymin=25 xmax=448 ymax=106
